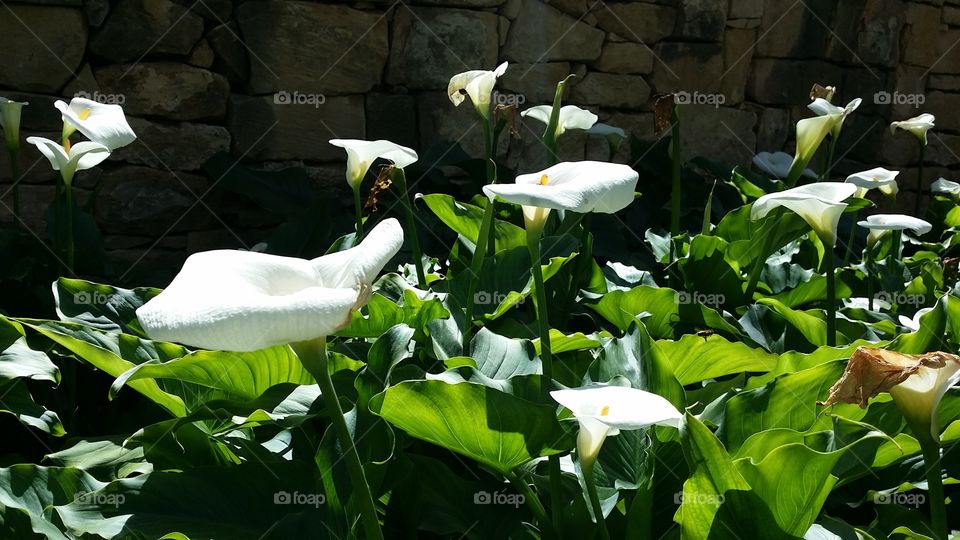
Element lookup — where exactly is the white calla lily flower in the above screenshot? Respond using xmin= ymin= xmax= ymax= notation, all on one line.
xmin=329 ymin=139 xmax=418 ymax=190
xmin=447 ymin=62 xmax=508 ymax=119
xmin=857 ymin=214 xmax=932 ymax=246
xmin=750 ymin=182 xmax=857 ymax=246
xmin=551 ymin=385 xmax=682 ymax=467
xmin=0 ymin=97 xmax=28 ymax=150
xmin=932 ymin=177 xmax=960 ymax=199
xmin=55 ymin=97 xmax=136 ymax=151
xmin=137 ymin=218 xmax=404 ymax=352
xmin=789 ymin=114 xmax=840 ymax=182
xmin=844 ymin=167 xmax=900 ymax=198
xmin=890 ymin=113 xmax=936 ymax=145
xmin=808 ymin=97 xmax=861 ymax=137
xmin=26 ymin=136 xmax=110 ymax=185
xmin=482 ymin=161 xmax=639 ymax=230
xmin=899 ymin=307 xmax=933 ymax=332
xmin=824 ymin=347 xmax=960 ymax=442
xmin=753 ymin=151 xmax=816 ymax=180
xmin=522 ymin=105 xmax=598 ymax=138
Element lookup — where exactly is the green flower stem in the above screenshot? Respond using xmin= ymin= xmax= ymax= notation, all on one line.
xmin=822 ymin=135 xmax=838 ymax=181
xmin=506 ymin=471 xmax=551 ymax=531
xmin=393 ymin=169 xmax=426 ymax=289
xmin=916 ymin=141 xmax=926 ymax=217
xmin=64 ymin=183 xmax=75 ymax=275
xmin=558 ymin=213 xmax=592 ymax=329
xmin=918 ymin=433 xmax=948 ymax=539
xmin=744 ymin=220 xmax=781 ymax=300
xmin=582 ymin=462 xmax=610 ymax=540
xmin=462 ymin=200 xmax=495 ymax=354
xmin=843 ymin=211 xmax=858 ymax=265
xmin=670 ymin=107 xmax=682 ymax=239
xmin=292 ymin=337 xmax=383 ymax=540
xmin=824 ymin=244 xmax=836 ymax=347
xmin=526 ymin=225 xmax=563 ymax=536
xmin=866 ymin=245 xmax=875 ymax=311
xmin=353 ymin=185 xmax=365 ymax=240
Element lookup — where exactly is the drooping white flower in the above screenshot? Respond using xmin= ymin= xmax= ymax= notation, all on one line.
xmin=932 ymin=178 xmax=960 ymax=199
xmin=447 ymin=62 xmax=509 ymax=119
xmin=788 ymin=114 xmax=840 ymax=182
xmin=328 ymin=139 xmax=418 ymax=190
xmin=26 ymin=136 xmax=110 ymax=186
xmin=55 ymin=97 xmax=136 ymax=151
xmin=899 ymin=307 xmax=933 ymax=332
xmin=137 ymin=218 xmax=404 ymax=352
xmin=857 ymin=214 xmax=932 ymax=245
xmin=753 ymin=151 xmax=816 ymax=180
xmin=808 ymin=97 xmax=861 ymax=137
xmin=750 ymin=182 xmax=857 ymax=246
xmin=0 ymin=97 xmax=28 ymax=150
xmin=551 ymin=385 xmax=682 ymax=467
xmin=845 ymin=167 xmax=899 ymax=198
xmin=482 ymin=161 xmax=638 ymax=230
xmin=522 ymin=105 xmax=598 ymax=138
xmin=890 ymin=113 xmax=936 ymax=145
xmin=824 ymin=347 xmax=960 ymax=442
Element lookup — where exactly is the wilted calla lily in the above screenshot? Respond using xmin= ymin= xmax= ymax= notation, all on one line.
xmin=482 ymin=161 xmax=638 ymax=231
xmin=753 ymin=151 xmax=816 ymax=180
xmin=447 ymin=62 xmax=508 ymax=119
xmin=551 ymin=385 xmax=681 ymax=468
xmin=857 ymin=214 xmax=932 ymax=245
xmin=824 ymin=347 xmax=960 ymax=441
xmin=932 ymin=177 xmax=960 ymax=199
xmin=328 ymin=139 xmax=418 ymax=189
xmin=25 ymin=136 xmax=110 ymax=186
xmin=137 ymin=218 xmax=404 ymax=352
xmin=522 ymin=105 xmax=598 ymax=139
xmin=845 ymin=167 xmax=899 ymax=198
xmin=750 ymin=182 xmax=857 ymax=246
xmin=0 ymin=97 xmax=28 ymax=151
xmin=890 ymin=113 xmax=936 ymax=145
xmin=808 ymin=97 xmax=861 ymax=137
xmin=56 ymin=97 xmax=135 ymax=151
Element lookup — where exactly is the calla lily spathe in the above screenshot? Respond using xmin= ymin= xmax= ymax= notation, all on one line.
xmin=890 ymin=113 xmax=936 ymax=145
xmin=522 ymin=105 xmax=598 ymax=138
xmin=329 ymin=139 xmax=418 ymax=189
xmin=789 ymin=114 xmax=839 ymax=182
xmin=932 ymin=177 xmax=960 ymax=199
xmin=137 ymin=218 xmax=404 ymax=352
xmin=26 ymin=136 xmax=110 ymax=185
xmin=824 ymin=347 xmax=960 ymax=441
xmin=0 ymin=97 xmax=28 ymax=150
xmin=899 ymin=307 xmax=933 ymax=332
xmin=551 ymin=385 xmax=682 ymax=467
xmin=857 ymin=214 xmax=932 ymax=245
xmin=482 ymin=161 xmax=639 ymax=230
xmin=845 ymin=167 xmax=899 ymax=198
xmin=447 ymin=62 xmax=508 ymax=119
xmin=808 ymin=97 xmax=861 ymax=137
xmin=750 ymin=182 xmax=857 ymax=247
xmin=56 ymin=97 xmax=136 ymax=151
xmin=753 ymin=151 xmax=816 ymax=180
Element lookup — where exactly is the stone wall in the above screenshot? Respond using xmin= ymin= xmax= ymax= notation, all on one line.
xmin=1 ymin=0 xmax=958 ymax=284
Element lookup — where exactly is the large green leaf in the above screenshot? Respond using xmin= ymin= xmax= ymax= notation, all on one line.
xmin=657 ymin=333 xmax=778 ymax=385
xmin=52 ymin=278 xmax=159 ymax=336
xmin=0 ymin=464 xmax=105 ymax=540
xmin=586 ymin=285 xmax=742 ymax=339
xmin=421 ymin=194 xmax=526 ymax=251
xmin=372 ymin=379 xmax=572 ymax=473
xmin=0 ymin=317 xmax=58 ymax=383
